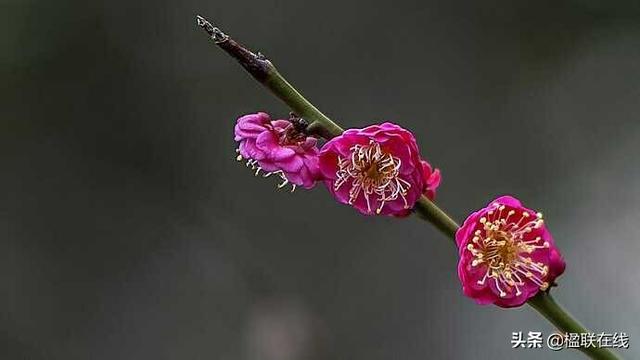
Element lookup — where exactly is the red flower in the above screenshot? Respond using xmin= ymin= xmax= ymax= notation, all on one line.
xmin=456 ymin=196 xmax=566 ymax=308
xmin=319 ymin=123 xmax=439 ymax=216
xmin=234 ymin=112 xmax=320 ymax=190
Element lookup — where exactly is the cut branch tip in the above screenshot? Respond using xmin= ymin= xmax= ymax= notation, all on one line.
xmin=195 ymin=15 xmax=228 ymax=43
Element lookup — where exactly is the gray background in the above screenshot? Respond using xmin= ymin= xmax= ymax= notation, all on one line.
xmin=2 ymin=0 xmax=639 ymax=359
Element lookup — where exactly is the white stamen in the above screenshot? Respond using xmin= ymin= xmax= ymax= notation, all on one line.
xmin=334 ymin=141 xmax=410 ymax=214
xmin=238 ymin=154 xmax=297 ymax=193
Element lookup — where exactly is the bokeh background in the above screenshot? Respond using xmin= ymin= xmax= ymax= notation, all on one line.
xmin=3 ymin=0 xmax=640 ymax=359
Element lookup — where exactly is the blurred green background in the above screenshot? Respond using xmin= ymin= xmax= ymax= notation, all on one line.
xmin=2 ymin=0 xmax=639 ymax=359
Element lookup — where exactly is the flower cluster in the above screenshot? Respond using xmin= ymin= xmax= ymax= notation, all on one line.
xmin=233 ymin=113 xmax=566 ymax=309
xmin=234 ymin=114 xmax=440 ymax=216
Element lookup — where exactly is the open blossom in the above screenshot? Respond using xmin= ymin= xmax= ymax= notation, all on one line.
xmin=234 ymin=112 xmax=320 ymax=190
xmin=318 ymin=122 xmax=439 ymax=216
xmin=456 ymin=196 xmax=566 ymax=308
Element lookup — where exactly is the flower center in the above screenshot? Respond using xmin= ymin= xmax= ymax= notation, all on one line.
xmin=364 ymin=162 xmax=382 ymax=180
xmin=334 ymin=141 xmax=411 ymax=214
xmin=466 ymin=204 xmax=550 ymax=297
xmin=279 ymin=126 xmax=305 ymax=146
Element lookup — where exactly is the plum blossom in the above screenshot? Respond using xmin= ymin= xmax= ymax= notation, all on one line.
xmin=456 ymin=196 xmax=566 ymax=307
xmin=234 ymin=112 xmax=320 ymax=190
xmin=318 ymin=122 xmax=439 ymax=216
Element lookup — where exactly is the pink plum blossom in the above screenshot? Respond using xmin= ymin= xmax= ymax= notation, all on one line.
xmin=234 ymin=112 xmax=320 ymax=190
xmin=318 ymin=122 xmax=439 ymax=216
xmin=456 ymin=195 xmax=566 ymax=308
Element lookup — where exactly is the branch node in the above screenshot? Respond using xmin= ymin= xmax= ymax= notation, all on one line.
xmin=288 ymin=113 xmax=310 ymax=135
